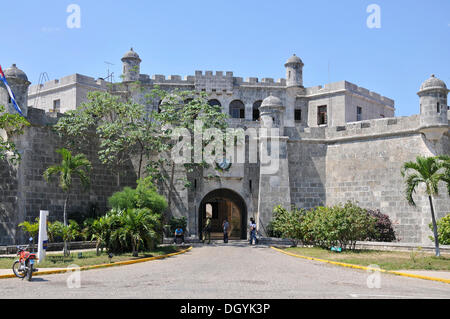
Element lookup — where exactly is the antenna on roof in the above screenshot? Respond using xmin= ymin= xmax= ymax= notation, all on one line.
xmin=34 ymin=72 xmax=50 ymax=109
xmin=104 ymin=61 xmax=115 ymax=83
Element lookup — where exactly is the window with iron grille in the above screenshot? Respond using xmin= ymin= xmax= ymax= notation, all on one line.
xmin=53 ymin=99 xmax=61 ymax=112
xmin=317 ymin=105 xmax=327 ymax=125
xmin=357 ymin=106 xmax=362 ymax=121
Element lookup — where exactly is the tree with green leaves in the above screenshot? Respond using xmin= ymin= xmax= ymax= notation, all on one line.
xmin=54 ymin=91 xmax=161 ymax=184
xmin=0 ymin=105 xmax=30 ymax=163
xmin=43 ymin=148 xmax=92 ymax=256
xmin=401 ymin=156 xmax=448 ymax=257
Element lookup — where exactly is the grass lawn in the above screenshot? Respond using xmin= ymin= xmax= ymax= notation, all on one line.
xmin=284 ymin=246 xmax=450 ymax=271
xmin=0 ymin=245 xmax=183 ymax=269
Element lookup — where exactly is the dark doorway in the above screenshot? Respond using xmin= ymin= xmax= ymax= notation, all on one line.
xmin=199 ymin=189 xmax=247 ymax=240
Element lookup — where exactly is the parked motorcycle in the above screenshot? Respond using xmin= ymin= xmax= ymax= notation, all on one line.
xmin=12 ymin=238 xmax=38 ymax=281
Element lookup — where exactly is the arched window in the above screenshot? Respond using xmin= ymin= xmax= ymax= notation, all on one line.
xmin=252 ymin=100 xmax=262 ymax=121
xmin=208 ymin=99 xmax=222 ymax=107
xmin=229 ymin=100 xmax=245 ymax=119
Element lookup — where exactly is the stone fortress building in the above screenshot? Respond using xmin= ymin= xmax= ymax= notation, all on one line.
xmin=0 ymin=49 xmax=449 ymax=244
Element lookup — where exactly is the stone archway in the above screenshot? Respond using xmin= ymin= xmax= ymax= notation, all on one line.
xmin=198 ymin=188 xmax=248 ymax=240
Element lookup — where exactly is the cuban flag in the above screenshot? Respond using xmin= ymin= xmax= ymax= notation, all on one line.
xmin=0 ymin=65 xmax=24 ymax=116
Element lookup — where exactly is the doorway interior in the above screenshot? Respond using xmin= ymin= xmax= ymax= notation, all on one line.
xmin=198 ymin=189 xmax=247 ymax=240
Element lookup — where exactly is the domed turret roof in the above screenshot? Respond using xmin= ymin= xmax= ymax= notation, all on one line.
xmin=261 ymin=94 xmax=283 ymax=108
xmin=420 ymin=74 xmax=447 ymax=91
xmin=285 ymin=54 xmax=303 ymax=66
xmin=122 ymin=48 xmax=141 ymax=61
xmin=4 ymin=64 xmax=28 ymax=81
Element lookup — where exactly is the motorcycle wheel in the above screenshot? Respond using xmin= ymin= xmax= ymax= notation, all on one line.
xmin=12 ymin=261 xmax=25 ymax=278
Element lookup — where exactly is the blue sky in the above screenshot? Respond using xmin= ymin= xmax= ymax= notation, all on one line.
xmin=1 ymin=0 xmax=449 ymax=116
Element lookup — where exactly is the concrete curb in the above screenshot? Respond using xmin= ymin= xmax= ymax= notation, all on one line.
xmin=0 ymin=246 xmax=192 ymax=280
xmin=270 ymin=246 xmax=450 ymax=285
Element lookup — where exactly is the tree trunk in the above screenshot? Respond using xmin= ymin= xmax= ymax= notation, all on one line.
xmin=428 ymin=196 xmax=440 ymax=257
xmin=166 ymin=161 xmax=176 ymax=222
xmin=138 ymin=153 xmax=143 ymax=181
xmin=137 ymin=142 xmax=144 ymax=180
xmin=63 ymin=193 xmax=69 ymax=257
xmin=96 ymin=241 xmax=100 ymax=256
xmin=133 ymin=240 xmax=138 ymax=257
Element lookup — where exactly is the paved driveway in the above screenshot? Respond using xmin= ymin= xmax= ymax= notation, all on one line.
xmin=0 ymin=243 xmax=449 ymax=299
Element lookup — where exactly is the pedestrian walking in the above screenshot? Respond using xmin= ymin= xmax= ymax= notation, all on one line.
xmin=222 ymin=218 xmax=230 ymax=243
xmin=202 ymin=217 xmax=211 ymax=244
xmin=249 ymin=217 xmax=257 ymax=245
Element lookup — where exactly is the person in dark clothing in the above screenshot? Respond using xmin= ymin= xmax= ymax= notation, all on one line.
xmin=174 ymin=227 xmax=185 ymax=244
xmin=249 ymin=217 xmax=257 ymax=245
xmin=222 ymin=218 xmax=230 ymax=243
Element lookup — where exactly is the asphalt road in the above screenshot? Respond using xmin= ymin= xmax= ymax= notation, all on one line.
xmin=0 ymin=242 xmax=449 ymax=299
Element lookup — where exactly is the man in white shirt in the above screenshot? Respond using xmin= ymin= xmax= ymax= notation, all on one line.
xmin=249 ymin=217 xmax=257 ymax=245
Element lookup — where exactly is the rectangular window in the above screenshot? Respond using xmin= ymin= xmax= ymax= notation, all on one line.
xmin=357 ymin=106 xmax=362 ymax=121
xmin=295 ymin=109 xmax=302 ymax=122
xmin=437 ymin=102 xmax=440 ymax=113
xmin=8 ymin=96 xmax=11 ymax=104
xmin=317 ymin=105 xmax=327 ymax=125
xmin=53 ymin=99 xmax=61 ymax=112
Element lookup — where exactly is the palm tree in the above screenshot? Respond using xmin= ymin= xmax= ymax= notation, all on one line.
xmin=43 ymin=148 xmax=92 ymax=256
xmin=401 ymin=156 xmax=447 ymax=257
xmin=118 ymin=208 xmax=160 ymax=257
xmin=91 ymin=216 xmax=109 ymax=256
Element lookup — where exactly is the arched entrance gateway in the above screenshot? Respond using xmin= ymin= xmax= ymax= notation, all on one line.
xmin=198 ymin=189 xmax=248 ymax=240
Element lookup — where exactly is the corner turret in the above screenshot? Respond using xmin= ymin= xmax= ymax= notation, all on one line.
xmin=284 ymin=54 xmax=304 ymax=88
xmin=418 ymin=74 xmax=448 ymax=140
xmin=121 ymin=48 xmax=141 ymax=82
xmin=0 ymin=64 xmax=30 ymax=116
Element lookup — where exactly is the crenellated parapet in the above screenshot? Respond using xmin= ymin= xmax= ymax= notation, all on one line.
xmin=136 ymin=70 xmax=287 ymax=93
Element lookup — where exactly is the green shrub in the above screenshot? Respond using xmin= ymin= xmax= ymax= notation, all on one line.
xmin=47 ymin=221 xmax=64 ymax=243
xmin=90 ymin=208 xmax=163 ymax=255
xmin=108 ymin=177 xmax=168 ymax=214
xmin=266 ymin=221 xmax=283 ymax=238
xmin=270 ymin=202 xmax=377 ymax=250
xmin=429 ymin=214 xmax=450 ymax=245
xmin=134 ymin=177 xmax=168 ymax=214
xmin=108 ymin=187 xmax=137 ymax=210
xmin=270 ymin=205 xmax=305 ymax=246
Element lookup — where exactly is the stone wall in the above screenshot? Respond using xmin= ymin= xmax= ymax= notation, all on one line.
xmin=287 ymin=141 xmax=327 ymax=210
xmin=0 ymin=158 xmax=20 ymax=244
